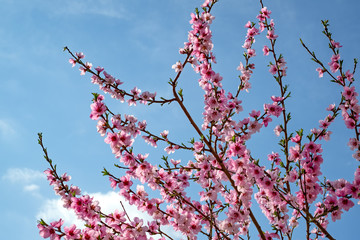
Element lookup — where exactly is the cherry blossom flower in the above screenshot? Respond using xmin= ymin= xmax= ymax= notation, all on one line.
xmin=263 ymin=45 xmax=270 ymax=55
xmin=269 ymin=64 xmax=278 ymax=75
xmin=274 ymin=125 xmax=282 ymax=136
xmin=266 ymin=30 xmax=278 ymax=40
xmin=172 ymin=61 xmax=183 ymax=72
xmin=316 ymin=67 xmax=325 ymax=78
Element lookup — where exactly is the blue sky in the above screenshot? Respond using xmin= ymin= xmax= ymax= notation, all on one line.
xmin=1 ymin=0 xmax=359 ymax=239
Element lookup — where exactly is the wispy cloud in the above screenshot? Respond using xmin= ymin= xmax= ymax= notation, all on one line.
xmin=0 ymin=119 xmax=16 ymax=140
xmin=2 ymin=168 xmax=45 ymax=183
xmin=56 ymin=0 xmax=130 ymax=20
xmin=36 ymin=198 xmax=84 ymax=227
xmin=36 ymin=191 xmax=150 ymax=228
xmin=24 ymin=184 xmax=40 ymax=192
xmin=2 ymin=168 xmax=45 ymax=196
xmin=37 ymin=191 xmax=184 ymax=238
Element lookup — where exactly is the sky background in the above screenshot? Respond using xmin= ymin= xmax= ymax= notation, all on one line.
xmin=1 ymin=0 xmax=360 ymax=239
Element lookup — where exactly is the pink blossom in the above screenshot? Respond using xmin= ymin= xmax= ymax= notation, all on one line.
xmin=38 ymin=224 xmax=59 ymax=240
xmin=352 ymin=150 xmax=360 ymax=161
xmin=160 ymin=130 xmax=169 ymax=139
xmin=248 ymin=120 xmax=262 ymax=133
xmin=96 ymin=118 xmax=107 ymax=136
xmin=331 ymin=209 xmax=343 ymax=222
xmin=201 ymin=0 xmax=211 ymax=7
xmin=266 ymin=30 xmax=278 ymax=40
xmin=326 ymin=103 xmax=336 ymax=111
xmin=244 ymin=21 xmax=252 ymax=28
xmin=263 ymin=45 xmax=270 ymax=56
xmin=274 ymin=125 xmax=282 ymax=136
xmin=329 ymin=57 xmax=340 ymax=73
xmin=331 ymin=54 xmax=341 ymax=62
xmin=289 ymin=145 xmax=301 ymax=161
xmin=79 ymin=67 xmax=86 ymax=75
xmin=263 ymin=231 xmax=280 ymax=239
xmin=268 ymin=152 xmax=281 ymax=165
xmin=338 ymin=197 xmax=355 ymax=211
xmin=64 ymin=224 xmax=81 ymax=239
xmin=38 ymin=220 xmax=64 ymax=240
xmin=256 ymin=13 xmax=266 ymax=22
xmin=348 ymin=138 xmax=359 ymax=150
xmin=316 ymin=67 xmax=325 ymax=78
xmin=228 ymin=141 xmax=245 ymax=157
xmin=264 ymin=103 xmax=283 ymax=117
xmin=104 ymin=132 xmax=119 ymax=147
xmin=258 ymin=22 xmax=265 ymax=32
xmin=345 ymin=70 xmax=354 ymax=82
xmin=344 ymin=117 xmax=356 ymax=129
xmin=200 ymin=63 xmax=215 ymax=80
xmin=138 ymin=120 xmax=147 ymax=130
xmin=304 ymin=141 xmax=321 ymax=154
xmin=291 ymin=134 xmax=301 ymax=143
xmin=193 ymin=141 xmax=204 ymax=152
xmin=246 ymin=27 xmax=259 ymax=38
xmin=269 ymin=64 xmax=278 ymax=75
xmin=247 ymin=48 xmax=256 ymax=57
xmin=249 ymin=110 xmax=261 ymax=118
xmin=271 ymin=96 xmax=284 ymax=103
xmin=109 ymin=177 xmax=117 ymax=189
xmin=119 ymin=175 xmax=133 ymax=189
xmin=262 ymin=116 xmax=272 ymax=127
xmin=285 ymin=169 xmax=298 ymax=183
xmin=85 ymin=62 xmax=92 ymax=70
xmin=69 ymin=58 xmax=76 ymax=67
xmin=75 ymin=52 xmax=84 ymax=59
xmin=331 ymin=40 xmax=342 ymax=48
xmin=172 ymin=61 xmax=183 ymax=72
xmin=164 ymin=144 xmax=177 ymax=154
xmin=260 ymin=7 xmax=272 ymax=18
xmin=202 ymin=12 xmax=215 ymax=24
xmin=95 ymin=66 xmax=104 ymax=72
xmin=342 ymin=86 xmax=356 ymax=100
xmin=90 ymin=100 xmax=106 ymax=120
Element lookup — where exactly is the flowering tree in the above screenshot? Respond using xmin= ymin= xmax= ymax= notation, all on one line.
xmin=37 ymin=0 xmax=360 ymax=239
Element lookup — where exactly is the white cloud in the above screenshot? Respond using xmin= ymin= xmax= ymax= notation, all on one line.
xmin=37 ymin=191 xmax=184 ymax=239
xmin=2 ymin=168 xmax=45 ymax=184
xmin=91 ymin=191 xmax=149 ymax=219
xmin=24 ymin=184 xmax=42 ymax=197
xmin=57 ymin=0 xmax=130 ymax=20
xmin=2 ymin=168 xmax=45 ymax=196
xmin=0 ymin=119 xmax=16 ymax=139
xmin=37 ymin=198 xmax=84 ymax=227
xmin=24 ymin=184 xmax=40 ymax=192
xmin=37 ymin=191 xmax=151 ymax=228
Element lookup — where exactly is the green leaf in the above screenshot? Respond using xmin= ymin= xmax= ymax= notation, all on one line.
xmin=287 ymin=112 xmax=292 ymax=122
xmin=38 ymin=218 xmax=47 ymax=226
xmin=195 ymin=8 xmax=199 ymax=15
xmin=280 ymin=161 xmax=285 ymax=168
xmin=178 ymin=88 xmax=183 ymax=97
xmin=296 ymin=128 xmax=304 ymax=137
xmin=102 ymin=168 xmax=109 ymax=176
xmin=92 ymin=93 xmax=99 ymax=101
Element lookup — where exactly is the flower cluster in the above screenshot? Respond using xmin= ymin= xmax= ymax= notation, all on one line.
xmin=39 ymin=1 xmax=360 ymax=240
xmin=68 ymin=51 xmax=160 ymax=107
